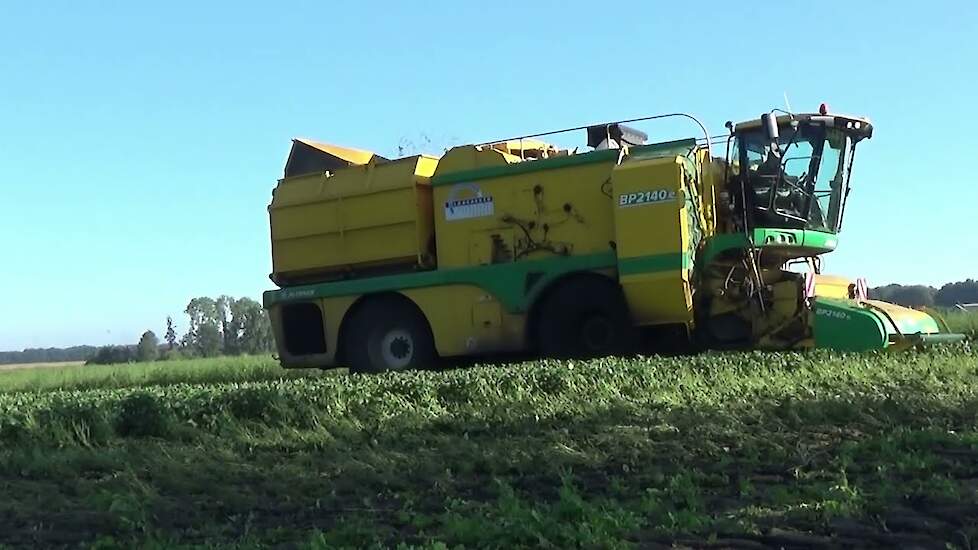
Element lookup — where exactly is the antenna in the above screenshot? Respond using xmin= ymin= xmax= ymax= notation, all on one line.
xmin=783 ymin=91 xmax=793 ymax=114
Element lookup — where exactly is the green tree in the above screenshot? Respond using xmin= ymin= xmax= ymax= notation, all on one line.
xmin=890 ymin=285 xmax=936 ymax=308
xmin=235 ymin=297 xmax=274 ymax=354
xmin=216 ymin=295 xmax=239 ymax=355
xmin=178 ymin=295 xmax=273 ymax=357
xmin=869 ymin=284 xmax=899 ymax=302
xmin=935 ymin=279 xmax=978 ymax=307
xmin=869 ymin=284 xmax=936 ymax=307
xmin=86 ymin=345 xmax=134 ymax=365
xmin=1 ymin=346 xmax=98 ymax=365
xmin=137 ymin=330 xmax=160 ymax=362
xmin=183 ymin=297 xmax=219 ymax=353
xmin=195 ymin=323 xmax=222 ymax=357
xmin=165 ymin=316 xmax=178 ymax=350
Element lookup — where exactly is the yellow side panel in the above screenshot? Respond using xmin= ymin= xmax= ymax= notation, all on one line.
xmin=269 ymin=155 xmax=439 ymax=282
xmin=611 ymin=157 xmax=694 ymax=327
xmin=273 ymin=189 xmax=424 ymax=272
xmin=619 ymin=273 xmax=691 ymax=327
xmin=435 ymin=145 xmax=520 ymax=176
xmin=401 ymin=285 xmax=526 ymax=357
xmin=431 ymin=160 xmax=618 ymax=270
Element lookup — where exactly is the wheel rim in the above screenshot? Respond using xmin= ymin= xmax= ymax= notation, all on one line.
xmin=380 ymin=329 xmax=414 ymax=370
xmin=581 ymin=316 xmax=614 ymax=352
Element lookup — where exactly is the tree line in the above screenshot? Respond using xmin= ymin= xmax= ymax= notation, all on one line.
xmin=0 ymin=346 xmax=99 ymax=366
xmin=86 ymin=295 xmax=274 ymax=365
xmin=869 ymin=279 xmax=978 ymax=309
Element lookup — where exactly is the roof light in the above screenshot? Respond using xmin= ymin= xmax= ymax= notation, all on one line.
xmin=819 ymin=103 xmax=829 ymax=115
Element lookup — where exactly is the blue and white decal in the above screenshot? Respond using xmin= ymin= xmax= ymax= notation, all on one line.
xmin=444 ymin=182 xmax=495 ymax=221
xmin=618 ymin=188 xmax=676 ymax=208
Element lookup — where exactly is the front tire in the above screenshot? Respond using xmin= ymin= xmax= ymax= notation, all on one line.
xmin=343 ymin=296 xmax=435 ymax=374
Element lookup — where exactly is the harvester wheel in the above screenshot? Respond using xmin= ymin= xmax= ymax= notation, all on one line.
xmin=534 ymin=277 xmax=635 ymax=360
xmin=343 ymin=296 xmax=435 ymax=374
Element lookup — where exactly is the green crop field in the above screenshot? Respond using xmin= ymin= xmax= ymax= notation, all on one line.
xmin=0 ymin=355 xmax=325 ymax=394
xmin=0 ymin=360 xmax=85 ymax=372
xmin=1 ymin=341 xmax=977 ymax=549
xmin=945 ymin=310 xmax=978 ymax=338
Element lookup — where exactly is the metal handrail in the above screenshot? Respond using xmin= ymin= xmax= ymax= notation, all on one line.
xmin=476 ymin=112 xmax=713 ymax=158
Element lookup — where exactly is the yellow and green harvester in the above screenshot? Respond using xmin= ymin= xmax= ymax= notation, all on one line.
xmin=262 ymin=108 xmax=964 ymax=373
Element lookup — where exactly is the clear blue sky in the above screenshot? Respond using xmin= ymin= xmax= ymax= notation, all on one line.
xmin=2 ymin=1 xmax=976 ymax=351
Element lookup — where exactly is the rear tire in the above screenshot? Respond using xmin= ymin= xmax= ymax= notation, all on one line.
xmin=534 ymin=276 xmax=635 ymax=360
xmin=342 ymin=296 xmax=436 ymax=374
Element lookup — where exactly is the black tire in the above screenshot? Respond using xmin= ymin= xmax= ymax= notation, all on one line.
xmin=534 ymin=276 xmax=635 ymax=360
xmin=692 ymin=293 xmax=751 ymax=352
xmin=342 ymin=296 xmax=436 ymax=374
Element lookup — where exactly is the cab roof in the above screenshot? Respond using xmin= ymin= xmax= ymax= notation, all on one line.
xmin=733 ymin=112 xmax=874 ymax=140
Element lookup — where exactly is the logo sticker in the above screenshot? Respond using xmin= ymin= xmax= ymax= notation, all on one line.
xmin=816 ymin=308 xmax=851 ymax=320
xmin=618 ymin=188 xmax=676 ymax=208
xmin=444 ymin=182 xmax=494 ymax=221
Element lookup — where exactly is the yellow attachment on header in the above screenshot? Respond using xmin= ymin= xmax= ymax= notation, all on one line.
xmin=810 ymin=274 xmax=854 ymax=300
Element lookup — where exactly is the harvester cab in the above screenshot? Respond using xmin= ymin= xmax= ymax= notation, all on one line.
xmin=724 ymin=105 xmax=872 ymax=245
xmin=699 ymin=105 xmax=965 ymax=352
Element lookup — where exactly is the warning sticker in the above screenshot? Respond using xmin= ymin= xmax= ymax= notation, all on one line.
xmin=445 ymin=196 xmax=494 ymax=220
xmin=444 ymin=183 xmax=494 ymax=221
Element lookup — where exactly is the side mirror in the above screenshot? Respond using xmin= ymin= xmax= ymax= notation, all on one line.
xmin=761 ymin=112 xmax=781 ymax=156
xmin=761 ymin=113 xmax=779 ymax=141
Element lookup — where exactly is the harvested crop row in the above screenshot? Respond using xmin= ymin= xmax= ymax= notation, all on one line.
xmin=0 ymin=354 xmax=319 ymax=394
xmin=2 ymin=344 xmax=976 ymax=447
